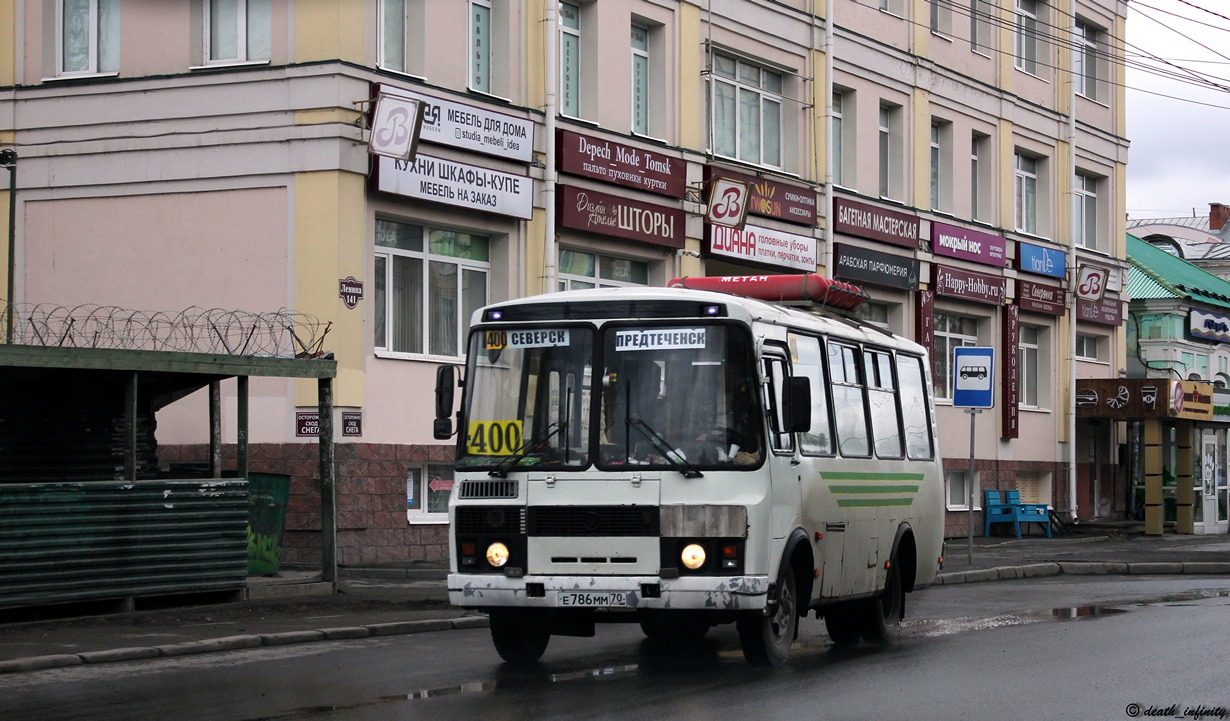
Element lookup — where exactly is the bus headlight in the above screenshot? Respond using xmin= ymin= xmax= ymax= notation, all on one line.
xmin=486 ymin=542 xmax=510 ymax=568
xmin=680 ymin=543 xmax=707 ymax=570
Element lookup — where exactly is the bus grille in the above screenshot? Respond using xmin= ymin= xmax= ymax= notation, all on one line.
xmin=456 ymin=479 xmax=519 ymax=500
xmin=455 ymin=507 xmax=525 ymax=534
xmin=527 ymin=506 xmax=660 ymax=537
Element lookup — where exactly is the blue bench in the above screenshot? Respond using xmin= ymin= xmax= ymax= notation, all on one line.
xmin=984 ymin=489 xmax=1052 ymax=539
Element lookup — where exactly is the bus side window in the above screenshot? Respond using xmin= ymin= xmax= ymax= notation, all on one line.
xmin=763 ymin=355 xmax=795 ymax=453
xmin=865 ymin=348 xmax=904 ymax=458
xmin=828 ymin=342 xmax=870 ymax=457
xmin=897 ymin=354 xmax=936 ymax=460
xmin=789 ymin=333 xmax=833 ymax=455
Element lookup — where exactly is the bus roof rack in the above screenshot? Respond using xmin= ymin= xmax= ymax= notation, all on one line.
xmin=667 ymin=274 xmax=869 ymax=312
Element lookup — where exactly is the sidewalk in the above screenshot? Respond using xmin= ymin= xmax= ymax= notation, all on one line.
xmin=1 ymin=529 xmax=1227 ymax=674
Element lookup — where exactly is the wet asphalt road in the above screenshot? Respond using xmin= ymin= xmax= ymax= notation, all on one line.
xmin=2 ymin=575 xmax=1229 ymax=721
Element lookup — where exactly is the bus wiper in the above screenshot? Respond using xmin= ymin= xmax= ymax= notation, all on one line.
xmin=627 ymin=416 xmax=703 ymax=478
xmin=489 ymin=421 xmax=564 ymax=478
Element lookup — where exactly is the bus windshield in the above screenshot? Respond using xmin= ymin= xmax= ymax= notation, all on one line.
xmin=597 ymin=324 xmax=762 ymax=472
xmin=458 ymin=327 xmax=594 ymax=473
xmin=456 ymin=322 xmax=763 ymax=474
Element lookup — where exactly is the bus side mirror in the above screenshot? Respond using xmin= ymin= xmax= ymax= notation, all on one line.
xmin=434 ymin=365 xmax=458 ymax=440
xmin=786 ymin=376 xmax=811 ymax=433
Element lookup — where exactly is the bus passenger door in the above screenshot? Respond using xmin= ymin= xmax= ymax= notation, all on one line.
xmin=762 ymin=351 xmax=800 ymax=542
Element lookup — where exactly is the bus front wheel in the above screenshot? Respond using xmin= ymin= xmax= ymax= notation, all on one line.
xmin=489 ymin=609 xmax=551 ymax=664
xmin=737 ymin=566 xmax=797 ymax=667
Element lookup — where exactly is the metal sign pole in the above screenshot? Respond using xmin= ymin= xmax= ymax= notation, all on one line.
xmin=967 ymin=408 xmax=980 ymax=565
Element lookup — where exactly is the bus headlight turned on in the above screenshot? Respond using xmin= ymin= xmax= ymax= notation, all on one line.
xmin=681 ymin=543 xmax=707 ymax=570
xmin=486 ymin=542 xmax=510 ymax=568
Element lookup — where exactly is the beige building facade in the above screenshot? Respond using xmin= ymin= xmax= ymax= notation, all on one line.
xmin=0 ymin=0 xmax=1130 ymax=565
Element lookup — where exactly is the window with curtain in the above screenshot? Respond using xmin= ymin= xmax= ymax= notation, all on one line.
xmin=59 ymin=0 xmax=119 ymax=76
xmin=379 ymin=0 xmax=406 ymax=72
xmin=558 ymin=249 xmax=648 ymax=292
xmin=631 ymin=24 xmax=650 ymax=135
xmin=206 ymin=0 xmax=271 ymax=64
xmin=933 ymin=312 xmax=978 ymax=400
xmin=1019 ymin=325 xmax=1041 ymax=407
xmin=374 ymin=219 xmax=490 ymax=358
xmin=1014 ymin=0 xmax=1040 ymax=75
xmin=832 ymin=90 xmax=845 ymax=186
xmin=1074 ymin=20 xmax=1101 ymax=100
xmin=1014 ymin=151 xmax=1038 ymax=234
xmin=1075 ymin=171 xmax=1100 ymax=249
xmin=709 ymin=52 xmax=783 ymax=168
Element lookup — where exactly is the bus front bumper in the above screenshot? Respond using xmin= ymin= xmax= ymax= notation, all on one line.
xmin=448 ymin=573 xmax=770 ymax=611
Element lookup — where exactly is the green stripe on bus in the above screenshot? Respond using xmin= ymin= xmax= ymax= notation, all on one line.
xmin=836 ymin=498 xmax=916 ymax=508
xmin=821 ymin=471 xmax=926 ymax=482
xmin=828 ymin=485 xmax=920 ymax=495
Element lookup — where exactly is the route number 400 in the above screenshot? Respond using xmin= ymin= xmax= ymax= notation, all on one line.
xmin=467 ymin=420 xmax=523 ymax=456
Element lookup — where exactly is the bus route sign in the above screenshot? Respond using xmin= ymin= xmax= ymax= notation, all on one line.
xmin=952 ymin=346 xmax=995 ymax=409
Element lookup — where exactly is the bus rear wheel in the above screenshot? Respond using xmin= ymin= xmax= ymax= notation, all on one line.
xmin=737 ymin=566 xmax=797 ymax=667
xmin=489 ymin=609 xmax=551 ymax=664
xmin=859 ymin=559 xmax=904 ymax=644
xmin=822 ymin=603 xmax=863 ymax=647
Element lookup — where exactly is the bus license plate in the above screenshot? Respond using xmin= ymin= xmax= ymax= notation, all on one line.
xmin=558 ymin=591 xmax=629 ymax=608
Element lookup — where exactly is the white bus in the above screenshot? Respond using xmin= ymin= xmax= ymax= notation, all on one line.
xmin=434 ymin=274 xmax=944 ymax=666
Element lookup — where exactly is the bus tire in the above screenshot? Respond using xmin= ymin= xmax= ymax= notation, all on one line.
xmin=737 ymin=565 xmax=797 ymax=667
xmin=823 ymin=603 xmax=862 ymax=647
xmin=489 ymin=609 xmax=550 ymax=664
xmin=859 ymin=556 xmax=904 ymax=644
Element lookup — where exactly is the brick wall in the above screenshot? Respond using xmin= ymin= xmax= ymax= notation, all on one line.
xmin=941 ymin=458 xmax=1068 ymax=538
xmin=158 ymin=442 xmax=452 ymax=568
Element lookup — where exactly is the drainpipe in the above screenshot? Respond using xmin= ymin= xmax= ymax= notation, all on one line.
xmin=3 ymin=148 xmax=16 ymax=344
xmin=821 ymin=0 xmax=834 ymax=277
xmin=543 ymin=1 xmax=559 ymax=293
xmin=1066 ymin=11 xmax=1079 ymax=522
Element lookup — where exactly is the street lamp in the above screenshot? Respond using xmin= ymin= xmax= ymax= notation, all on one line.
xmin=1 ymin=148 xmax=15 ymax=344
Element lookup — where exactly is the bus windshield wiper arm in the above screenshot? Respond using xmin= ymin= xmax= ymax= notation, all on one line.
xmin=489 ymin=421 xmax=564 ymax=478
xmin=627 ymin=416 xmax=703 ymax=478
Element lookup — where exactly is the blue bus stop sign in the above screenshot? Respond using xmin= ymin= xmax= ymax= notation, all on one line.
xmin=952 ymin=346 xmax=995 ymax=409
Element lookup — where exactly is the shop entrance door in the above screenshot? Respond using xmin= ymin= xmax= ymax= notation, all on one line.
xmin=1197 ymin=431 xmax=1227 ymax=535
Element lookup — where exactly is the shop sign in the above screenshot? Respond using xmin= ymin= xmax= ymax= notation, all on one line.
xmin=368 ymin=89 xmax=425 ymax=162
xmin=342 ymin=411 xmax=362 ymax=437
xmin=915 ymin=290 xmax=934 ymax=352
xmin=1189 ymin=308 xmax=1230 ymax=343
xmin=1017 ymin=241 xmax=1067 ymax=278
xmin=375 ymin=155 xmax=533 ymax=220
xmin=833 ymin=197 xmax=920 ymax=249
xmin=558 ymin=129 xmax=685 ymax=197
xmin=295 ymin=411 xmax=320 ymax=437
xmin=930 ymin=221 xmax=1006 ymax=267
xmin=558 ymin=184 xmax=684 ymax=248
xmin=933 ymin=264 xmax=1006 ymax=305
xmin=1073 ymin=379 xmax=1212 ymax=420
xmin=1002 ymin=305 xmax=1019 ymax=439
xmin=706 ymin=223 xmax=817 ymax=272
xmin=381 ymin=85 xmax=534 ymax=163
xmin=706 ymin=177 xmax=750 ymax=229
xmin=1075 ymin=265 xmax=1109 ymax=301
xmin=705 ymin=167 xmax=817 ymax=225
xmin=1075 ymin=296 xmax=1124 ymax=326
xmin=339 ymin=277 xmax=364 ymax=309
xmin=1017 ymin=279 xmax=1066 ymax=316
xmin=1214 ymin=389 xmax=1230 ymax=423
xmin=833 ymin=243 xmax=919 ymax=290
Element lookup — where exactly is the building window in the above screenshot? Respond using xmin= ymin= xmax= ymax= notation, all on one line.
xmin=379 ymin=0 xmax=406 ymax=72
xmin=374 ymin=219 xmax=490 ymax=358
xmin=1014 ymin=0 xmax=1039 ymax=75
xmin=1075 ymin=172 xmax=1099 ymax=250
xmin=933 ymin=312 xmax=979 ymax=400
xmin=560 ymin=2 xmax=581 ymax=117
xmin=407 ymin=464 xmax=453 ymax=522
xmin=710 ymin=52 xmax=783 ymax=167
xmin=930 ymin=0 xmax=950 ymax=35
xmin=631 ymin=24 xmax=650 ymax=135
xmin=971 ymin=0 xmax=994 ymax=53
xmin=205 ymin=0 xmax=271 ymax=64
xmin=930 ymin=120 xmax=950 ymax=212
xmin=558 ymin=249 xmax=648 ymax=291
xmin=856 ymin=300 xmax=890 ymax=330
xmin=1074 ymin=20 xmax=1101 ymax=101
xmin=1075 ymin=333 xmax=1102 ymax=361
xmin=971 ymin=132 xmax=990 ymax=221
xmin=879 ymin=104 xmax=901 ymax=199
xmin=879 ymin=0 xmax=903 ymax=15
xmin=1020 ymin=325 xmax=1041 ymax=407
xmin=832 ymin=90 xmax=845 ymax=186
xmin=470 ymin=0 xmax=492 ymax=93
xmin=1014 ymin=151 xmax=1038 ymax=235
xmin=947 ymin=469 xmax=979 ymax=511
xmin=58 ymin=0 xmax=119 ymax=76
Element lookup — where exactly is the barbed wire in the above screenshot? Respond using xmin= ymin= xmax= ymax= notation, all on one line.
xmin=0 ymin=303 xmax=332 ymax=358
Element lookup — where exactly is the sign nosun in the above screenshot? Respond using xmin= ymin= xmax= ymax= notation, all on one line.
xmin=339 ymin=277 xmax=364 ymax=309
